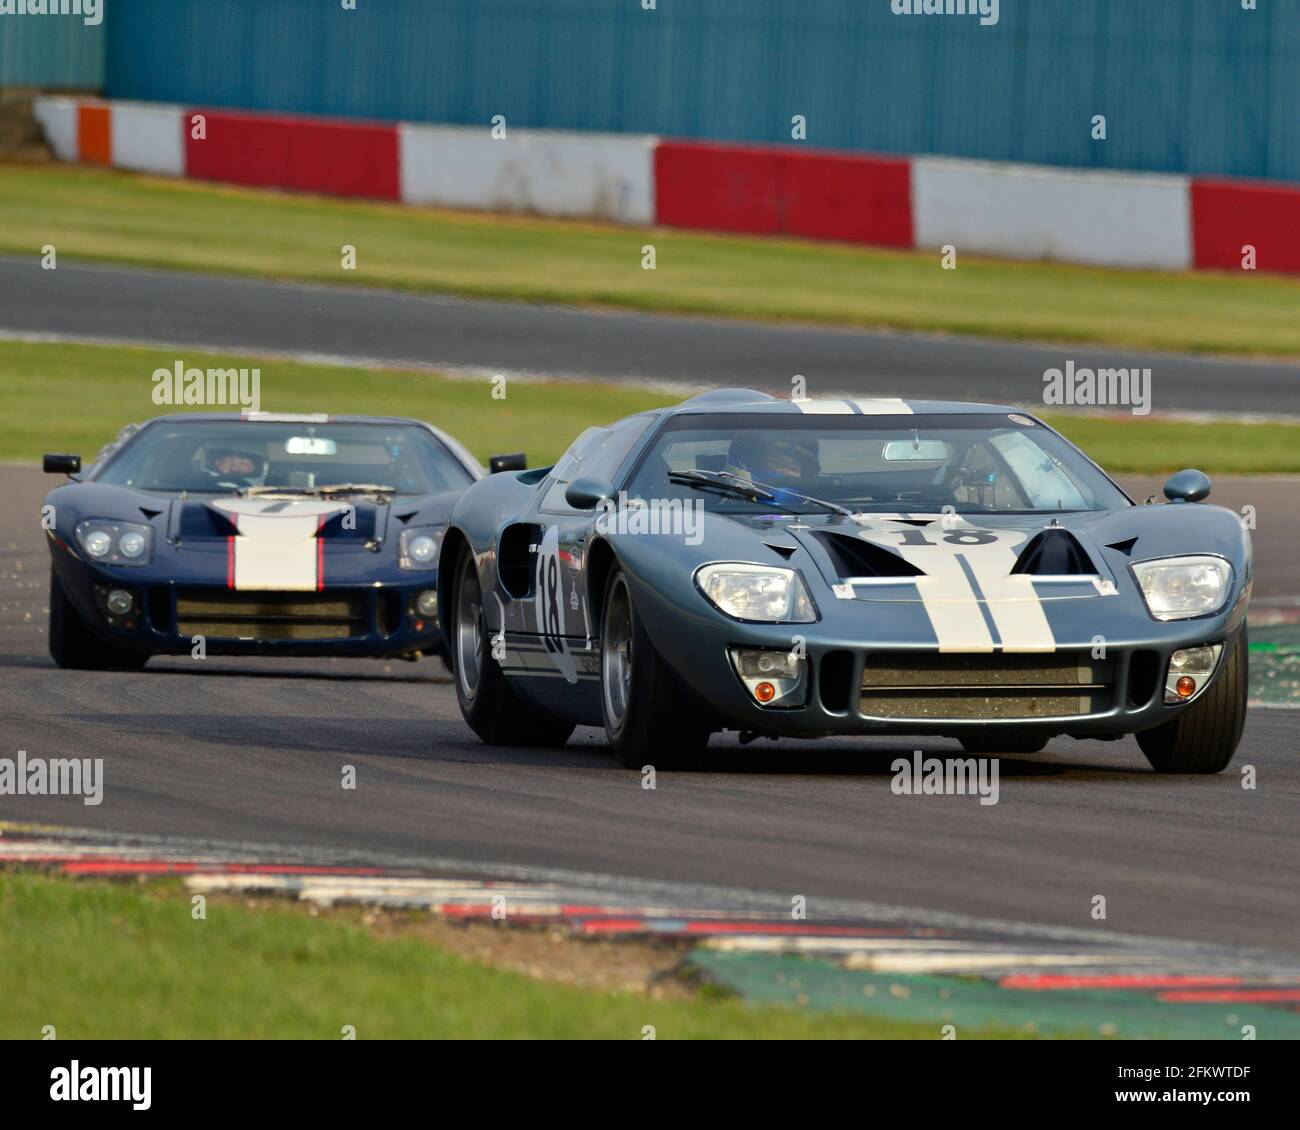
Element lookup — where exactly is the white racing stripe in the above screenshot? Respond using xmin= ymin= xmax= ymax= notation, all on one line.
xmin=791 ymin=398 xmax=914 ymax=415
xmin=969 ymin=554 xmax=1056 ymax=653
xmin=856 ymin=518 xmax=1056 ymax=653
xmin=793 ymin=399 xmax=852 ymax=414
xmin=900 ymin=551 xmax=996 ymax=653
xmin=850 ymin=398 xmax=913 ymax=415
xmin=211 ymin=499 xmax=347 ymax=592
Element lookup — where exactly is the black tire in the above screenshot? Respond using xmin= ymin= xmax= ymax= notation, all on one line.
xmin=958 ymin=731 xmax=1048 ymax=755
xmin=447 ymin=545 xmax=573 ymax=747
xmin=600 ymin=570 xmax=711 ymax=769
xmin=48 ymin=568 xmax=149 ymax=671
xmin=1137 ymin=631 xmax=1247 ymax=774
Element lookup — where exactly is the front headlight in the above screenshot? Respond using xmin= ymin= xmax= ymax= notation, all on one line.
xmin=399 ymin=526 xmax=444 ymax=570
xmin=1131 ymin=555 xmax=1232 ymax=620
xmin=74 ymin=520 xmax=153 ymax=567
xmin=696 ymin=563 xmax=817 ymax=623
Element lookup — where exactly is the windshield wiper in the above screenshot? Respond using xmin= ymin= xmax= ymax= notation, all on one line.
xmin=668 ymin=469 xmax=776 ymax=501
xmin=668 ymin=469 xmax=856 ymax=519
xmin=241 ymin=483 xmax=397 ymax=498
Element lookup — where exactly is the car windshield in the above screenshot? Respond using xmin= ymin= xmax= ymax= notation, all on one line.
xmin=624 ymin=413 xmax=1131 ymax=514
xmin=93 ymin=420 xmax=475 ymax=496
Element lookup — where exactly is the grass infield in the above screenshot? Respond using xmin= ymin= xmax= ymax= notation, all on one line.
xmin=3 ymin=163 xmax=1300 ymax=357
xmin=0 ymin=871 xmax=1042 ymax=1040
xmin=5 ymin=339 xmax=1300 ymax=474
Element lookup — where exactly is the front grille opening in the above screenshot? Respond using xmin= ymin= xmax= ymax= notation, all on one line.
xmin=1011 ymin=529 xmax=1096 ymax=576
xmin=1127 ymin=649 xmax=1160 ymax=707
xmin=378 ymin=590 xmax=402 ymax=636
xmin=176 ymin=589 xmax=370 ymax=640
xmin=811 ymin=532 xmax=924 ymax=579
xmin=860 ymin=653 xmax=1114 ymax=720
xmin=146 ymin=587 xmax=172 ymax=633
xmin=819 ymin=650 xmax=855 ymax=713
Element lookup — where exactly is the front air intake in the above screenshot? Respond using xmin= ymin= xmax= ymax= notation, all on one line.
xmin=811 ymin=532 xmax=924 ymax=579
xmin=1011 ymin=529 xmax=1097 ymax=576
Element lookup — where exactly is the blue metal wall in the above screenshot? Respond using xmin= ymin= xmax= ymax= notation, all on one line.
xmin=0 ymin=7 xmax=104 ymax=88
xmin=100 ymin=0 xmax=1300 ymax=182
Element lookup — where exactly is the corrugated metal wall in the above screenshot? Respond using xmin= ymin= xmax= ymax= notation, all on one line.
xmin=0 ymin=9 xmax=104 ymax=89
xmin=90 ymin=0 xmax=1300 ymax=183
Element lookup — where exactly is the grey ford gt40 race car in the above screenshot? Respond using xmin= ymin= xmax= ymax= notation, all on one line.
xmin=439 ymin=391 xmax=1250 ymax=773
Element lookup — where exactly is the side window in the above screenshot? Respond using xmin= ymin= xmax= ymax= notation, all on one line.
xmin=540 ymin=417 xmax=655 ymax=512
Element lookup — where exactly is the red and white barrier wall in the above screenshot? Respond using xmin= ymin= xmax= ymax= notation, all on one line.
xmin=32 ymin=96 xmax=1300 ymax=276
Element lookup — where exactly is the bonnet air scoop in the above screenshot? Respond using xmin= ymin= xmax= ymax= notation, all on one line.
xmin=1010 ymin=528 xmax=1097 ymax=576
xmin=810 ymin=531 xmax=924 ymax=579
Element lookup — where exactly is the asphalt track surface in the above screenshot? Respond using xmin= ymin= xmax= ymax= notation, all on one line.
xmin=2 ymin=466 xmax=1297 ymax=954
xmin=3 ymin=255 xmax=1299 ymax=415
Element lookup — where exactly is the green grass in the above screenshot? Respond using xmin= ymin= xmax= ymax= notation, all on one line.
xmin=0 ymin=871 xmax=1033 ymax=1039
xmin=4 ymin=339 xmax=1300 ymax=474
xmin=5 ymin=163 xmax=1300 ymax=356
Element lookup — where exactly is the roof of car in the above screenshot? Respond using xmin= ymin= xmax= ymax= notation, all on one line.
xmin=132 ymin=413 xmax=485 ymax=477
xmin=660 ymin=389 xmax=1026 ymax=417
xmin=144 ymin=412 xmax=425 ymax=425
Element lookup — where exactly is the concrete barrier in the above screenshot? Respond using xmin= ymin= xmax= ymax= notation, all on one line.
xmin=110 ymin=102 xmax=184 ymax=176
xmin=400 ymin=124 xmax=656 ymax=224
xmin=30 ymin=96 xmax=1300 ymax=276
xmin=913 ymin=157 xmax=1192 ymax=270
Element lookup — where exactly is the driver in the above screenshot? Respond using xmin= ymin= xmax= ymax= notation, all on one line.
xmin=728 ymin=433 xmax=819 ymax=490
xmin=200 ymin=446 xmax=267 ymax=488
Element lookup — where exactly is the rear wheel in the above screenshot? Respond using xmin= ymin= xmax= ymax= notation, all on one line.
xmin=449 ymin=546 xmax=573 ymax=747
xmin=48 ymin=568 xmax=148 ymax=671
xmin=600 ymin=570 xmax=711 ymax=769
xmin=958 ymin=731 xmax=1048 ymax=756
xmin=1137 ymin=631 xmax=1247 ymax=774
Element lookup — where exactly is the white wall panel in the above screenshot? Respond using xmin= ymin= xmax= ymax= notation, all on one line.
xmin=32 ymin=96 xmax=79 ymax=162
xmin=913 ymin=158 xmax=1192 ymax=270
xmin=400 ymin=125 xmax=656 ymax=225
xmin=111 ymin=102 xmax=184 ymax=176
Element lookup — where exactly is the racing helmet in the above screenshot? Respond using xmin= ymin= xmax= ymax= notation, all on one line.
xmin=729 ymin=433 xmax=819 ymax=487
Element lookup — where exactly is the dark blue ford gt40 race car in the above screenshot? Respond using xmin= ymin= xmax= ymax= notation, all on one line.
xmin=43 ymin=413 xmax=486 ymax=667
xmin=439 ymin=390 xmax=1251 ymax=773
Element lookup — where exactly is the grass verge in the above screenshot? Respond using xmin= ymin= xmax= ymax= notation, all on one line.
xmin=5 ymin=339 xmax=1300 ymax=474
xmin=4 ymin=164 xmax=1300 ymax=357
xmin=0 ymin=871 xmax=1036 ymax=1039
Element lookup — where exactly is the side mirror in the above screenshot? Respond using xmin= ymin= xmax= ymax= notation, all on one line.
xmin=1163 ymin=468 xmax=1212 ymax=503
xmin=565 ymin=477 xmax=614 ymax=511
xmin=43 ymin=454 xmax=81 ymax=475
xmin=488 ymin=452 xmax=527 ymax=474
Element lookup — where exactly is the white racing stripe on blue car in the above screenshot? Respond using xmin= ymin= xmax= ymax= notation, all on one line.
xmin=854 ymin=517 xmax=1056 ymax=654
xmin=791 ymin=398 xmax=913 ymax=415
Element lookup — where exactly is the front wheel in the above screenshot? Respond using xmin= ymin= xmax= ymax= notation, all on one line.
xmin=448 ymin=546 xmax=573 ymax=747
xmin=600 ymin=570 xmax=711 ymax=769
xmin=1136 ymin=631 xmax=1247 ymax=774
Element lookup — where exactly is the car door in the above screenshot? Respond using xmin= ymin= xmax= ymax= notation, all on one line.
xmin=505 ymin=416 xmax=657 ymax=707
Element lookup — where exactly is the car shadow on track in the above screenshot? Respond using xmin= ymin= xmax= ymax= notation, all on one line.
xmin=0 ymin=654 xmax=449 ymax=685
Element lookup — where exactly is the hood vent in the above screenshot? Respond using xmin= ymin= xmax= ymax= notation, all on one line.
xmin=763 ymin=541 xmax=798 ymax=560
xmin=811 ymin=531 xmax=924 ymax=579
xmin=1106 ymin=537 xmax=1139 ymax=556
xmin=1011 ymin=529 xmax=1096 ymax=576
xmin=181 ymin=506 xmax=239 ymax=538
xmin=317 ymin=509 xmax=378 ymax=539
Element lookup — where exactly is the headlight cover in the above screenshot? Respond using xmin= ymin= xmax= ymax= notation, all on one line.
xmin=75 ymin=520 xmax=153 ymax=567
xmin=696 ymin=563 xmax=817 ymax=623
xmin=399 ymin=526 xmax=444 ymax=571
xmin=1131 ymin=555 xmax=1232 ymax=620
